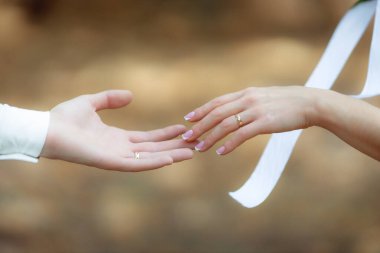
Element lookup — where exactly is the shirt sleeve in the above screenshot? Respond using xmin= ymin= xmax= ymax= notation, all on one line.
xmin=0 ymin=104 xmax=50 ymax=163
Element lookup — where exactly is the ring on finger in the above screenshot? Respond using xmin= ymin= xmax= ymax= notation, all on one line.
xmin=134 ymin=152 xmax=140 ymax=160
xmin=234 ymin=114 xmax=244 ymax=127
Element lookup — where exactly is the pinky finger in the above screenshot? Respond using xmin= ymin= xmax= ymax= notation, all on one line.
xmin=216 ymin=120 xmax=267 ymax=155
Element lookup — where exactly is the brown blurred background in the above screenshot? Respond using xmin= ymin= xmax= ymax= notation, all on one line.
xmin=0 ymin=0 xmax=380 ymax=252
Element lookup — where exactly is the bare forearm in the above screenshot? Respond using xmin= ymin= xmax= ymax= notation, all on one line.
xmin=314 ymin=89 xmax=380 ymax=160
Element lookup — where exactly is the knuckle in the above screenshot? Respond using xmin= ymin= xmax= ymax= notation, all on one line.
xmin=210 ymin=98 xmax=222 ymax=107
xmin=207 ymin=129 xmax=221 ymax=142
xmin=192 ymin=108 xmax=202 ymax=118
xmin=205 ymin=135 xmax=216 ymax=145
xmin=220 ymin=118 xmax=232 ymax=129
xmin=235 ymin=130 xmax=248 ymax=140
xmin=202 ymin=139 xmax=214 ymax=150
xmin=191 ymin=124 xmax=203 ymax=136
xmin=211 ymin=107 xmax=224 ymax=118
xmin=224 ymin=140 xmax=235 ymax=151
xmin=242 ymin=94 xmax=256 ymax=107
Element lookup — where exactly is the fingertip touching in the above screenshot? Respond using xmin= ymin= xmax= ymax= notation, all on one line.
xmin=181 ymin=122 xmax=206 ymax=142
xmin=162 ymin=124 xmax=188 ymax=140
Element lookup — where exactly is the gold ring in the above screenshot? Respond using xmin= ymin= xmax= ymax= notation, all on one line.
xmin=134 ymin=152 xmax=140 ymax=160
xmin=234 ymin=114 xmax=243 ymax=127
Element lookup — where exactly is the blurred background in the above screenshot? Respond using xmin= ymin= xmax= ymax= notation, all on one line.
xmin=0 ymin=0 xmax=380 ymax=252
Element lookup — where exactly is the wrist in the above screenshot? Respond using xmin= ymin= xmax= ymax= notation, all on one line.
xmin=40 ymin=111 xmax=61 ymax=159
xmin=312 ymin=89 xmax=344 ymax=131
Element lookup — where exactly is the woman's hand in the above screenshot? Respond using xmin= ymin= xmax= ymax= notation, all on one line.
xmin=182 ymin=86 xmax=321 ymax=155
xmin=41 ymin=90 xmax=196 ymax=172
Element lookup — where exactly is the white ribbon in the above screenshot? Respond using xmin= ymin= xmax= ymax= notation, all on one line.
xmin=230 ymin=0 xmax=380 ymax=208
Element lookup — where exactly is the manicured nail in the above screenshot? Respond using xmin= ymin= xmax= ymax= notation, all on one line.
xmin=182 ymin=130 xmax=193 ymax=140
xmin=195 ymin=141 xmax=205 ymax=152
xmin=216 ymin=146 xmax=226 ymax=155
xmin=184 ymin=111 xmax=195 ymax=121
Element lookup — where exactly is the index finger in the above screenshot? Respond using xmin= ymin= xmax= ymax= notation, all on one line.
xmin=184 ymin=91 xmax=243 ymax=122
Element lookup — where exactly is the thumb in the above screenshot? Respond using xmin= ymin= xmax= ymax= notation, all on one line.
xmin=88 ymin=90 xmax=133 ymax=111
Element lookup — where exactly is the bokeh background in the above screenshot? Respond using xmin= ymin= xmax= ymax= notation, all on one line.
xmin=0 ymin=0 xmax=380 ymax=252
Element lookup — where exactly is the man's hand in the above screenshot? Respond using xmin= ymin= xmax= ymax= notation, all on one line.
xmin=41 ymin=90 xmax=195 ymax=171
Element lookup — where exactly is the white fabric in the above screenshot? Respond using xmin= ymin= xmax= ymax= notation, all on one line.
xmin=0 ymin=104 xmax=50 ymax=163
xmin=230 ymin=0 xmax=380 ymax=208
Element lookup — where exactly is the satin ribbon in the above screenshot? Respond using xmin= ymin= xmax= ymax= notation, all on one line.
xmin=230 ymin=0 xmax=380 ymax=208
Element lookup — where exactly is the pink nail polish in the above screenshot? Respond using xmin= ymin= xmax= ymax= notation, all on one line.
xmin=184 ymin=111 xmax=195 ymax=121
xmin=216 ymin=146 xmax=225 ymax=155
xmin=195 ymin=141 xmax=205 ymax=152
xmin=182 ymin=130 xmax=193 ymax=140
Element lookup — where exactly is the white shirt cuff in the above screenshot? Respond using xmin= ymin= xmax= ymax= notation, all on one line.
xmin=0 ymin=104 xmax=50 ymax=163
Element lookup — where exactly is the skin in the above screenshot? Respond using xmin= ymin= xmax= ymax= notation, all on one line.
xmin=41 ymin=90 xmax=196 ymax=172
xmin=183 ymin=86 xmax=380 ymax=161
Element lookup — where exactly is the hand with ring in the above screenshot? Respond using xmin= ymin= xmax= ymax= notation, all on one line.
xmin=182 ymin=86 xmax=321 ymax=155
xmin=41 ymin=90 xmax=197 ymax=172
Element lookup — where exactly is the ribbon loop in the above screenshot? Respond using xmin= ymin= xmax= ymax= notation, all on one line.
xmin=231 ymin=0 xmax=379 ymax=208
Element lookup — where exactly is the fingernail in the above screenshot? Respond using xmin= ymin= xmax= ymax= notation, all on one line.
xmin=182 ymin=130 xmax=193 ymax=140
xmin=195 ymin=141 xmax=205 ymax=152
xmin=184 ymin=111 xmax=195 ymax=121
xmin=216 ymin=146 xmax=225 ymax=155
